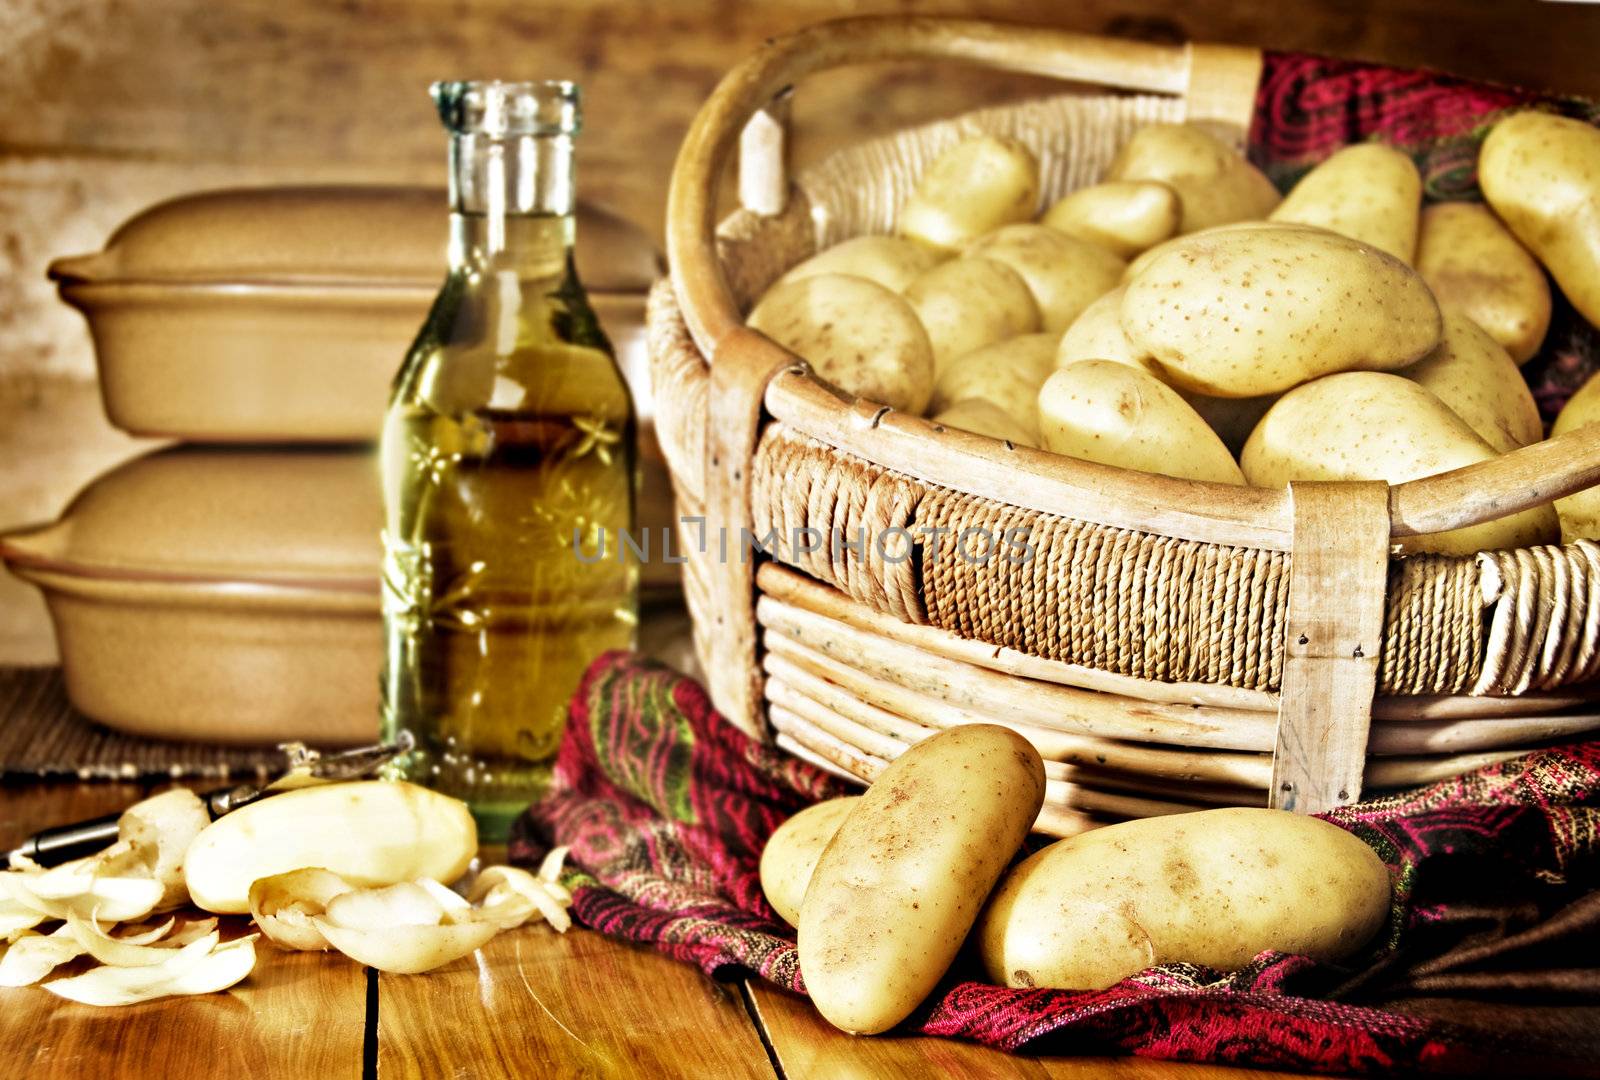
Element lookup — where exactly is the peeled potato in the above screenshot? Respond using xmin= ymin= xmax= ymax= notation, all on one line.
xmin=1402 ymin=309 xmax=1542 ymax=453
xmin=1037 ymin=361 xmax=1245 ymax=485
xmin=931 ymin=332 xmax=1057 ymax=434
xmin=1415 ymin=202 xmax=1551 ymax=365
xmin=776 ymin=235 xmax=944 ymax=293
xmin=1041 ymin=180 xmax=1181 ymax=258
xmin=898 ymin=134 xmax=1040 ymax=252
xmin=933 ymin=399 xmax=1038 ymax=447
xmin=1552 ymin=373 xmax=1600 ymax=542
xmin=1106 ymin=123 xmax=1281 ymax=234
xmin=903 ymin=257 xmax=1039 ymax=376
xmin=1479 ymin=111 xmax=1600 ymax=328
xmin=1122 ymin=224 xmax=1442 ymax=397
xmin=758 ymin=797 xmax=859 ymax=928
xmin=1241 ymin=372 xmax=1558 ymax=555
xmin=1269 ymin=143 xmax=1422 ymax=263
xmin=183 ymin=781 xmax=477 ymax=914
xmin=748 ymin=273 xmax=935 ymax=414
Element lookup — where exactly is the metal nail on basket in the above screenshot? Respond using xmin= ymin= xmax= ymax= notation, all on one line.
xmin=648 ymin=15 xmax=1600 ymax=834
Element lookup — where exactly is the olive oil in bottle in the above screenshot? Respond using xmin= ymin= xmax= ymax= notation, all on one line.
xmin=380 ymin=80 xmax=637 ymax=840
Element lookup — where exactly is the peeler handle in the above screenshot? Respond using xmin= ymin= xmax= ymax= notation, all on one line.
xmin=10 ymin=812 xmax=123 ymax=868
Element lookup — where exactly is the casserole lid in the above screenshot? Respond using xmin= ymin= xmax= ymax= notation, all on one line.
xmin=48 ymin=185 xmax=661 ymax=293
xmin=0 ymin=445 xmax=381 ymax=586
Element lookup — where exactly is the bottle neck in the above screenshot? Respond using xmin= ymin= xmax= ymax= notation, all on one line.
xmin=447 ymin=133 xmax=575 ymax=275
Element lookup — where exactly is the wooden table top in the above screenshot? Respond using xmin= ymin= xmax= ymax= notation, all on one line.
xmin=0 ymin=779 xmax=1327 ymax=1079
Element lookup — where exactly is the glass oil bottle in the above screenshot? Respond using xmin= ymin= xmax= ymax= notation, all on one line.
xmin=380 ymin=80 xmax=638 ymax=840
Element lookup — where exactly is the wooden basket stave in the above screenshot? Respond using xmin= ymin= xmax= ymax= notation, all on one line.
xmin=652 ymin=15 xmax=1600 ymax=829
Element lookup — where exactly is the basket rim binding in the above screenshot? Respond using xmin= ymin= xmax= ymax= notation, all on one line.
xmin=658 ymin=14 xmax=1600 ymax=814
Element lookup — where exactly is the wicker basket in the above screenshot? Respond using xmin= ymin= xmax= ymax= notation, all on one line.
xmin=648 ymin=16 xmax=1600 ymax=834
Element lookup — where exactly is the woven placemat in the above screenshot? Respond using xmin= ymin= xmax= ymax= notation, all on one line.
xmin=0 ymin=667 xmax=285 ymax=783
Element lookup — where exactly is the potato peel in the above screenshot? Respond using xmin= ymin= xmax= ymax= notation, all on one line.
xmin=0 ymin=925 xmax=83 ymax=987
xmin=248 ymin=869 xmax=354 ymax=952
xmin=323 ymin=881 xmax=449 ymax=929
xmin=67 ymin=911 xmax=218 ymax=968
xmin=251 ymin=859 xmax=574 ymax=974
xmin=0 ymin=867 xmax=164 ymax=923
xmin=311 ymin=880 xmax=495 ymax=974
xmin=311 ymin=916 xmax=500 ymax=975
xmin=43 ymin=934 xmax=258 ymax=1008
xmin=469 ymin=865 xmax=572 ymax=933
xmin=109 ymin=917 xmax=179 ymax=946
xmin=114 ymin=789 xmax=211 ymax=910
xmin=1 ymin=897 xmax=46 ymax=942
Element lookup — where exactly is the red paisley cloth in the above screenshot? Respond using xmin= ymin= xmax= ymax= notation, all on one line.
xmin=1248 ymin=51 xmax=1600 ymax=417
xmin=512 ymin=653 xmax=1600 ymax=1077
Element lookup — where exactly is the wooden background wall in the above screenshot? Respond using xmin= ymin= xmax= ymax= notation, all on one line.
xmin=4 ymin=0 xmax=1600 ymax=662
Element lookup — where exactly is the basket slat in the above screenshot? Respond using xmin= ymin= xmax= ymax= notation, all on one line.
xmin=758 ymin=592 xmax=1600 ymax=753
xmin=1271 ymin=481 xmax=1390 ymax=813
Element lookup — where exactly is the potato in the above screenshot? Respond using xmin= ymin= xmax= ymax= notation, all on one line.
xmin=1121 ymin=220 xmax=1322 ymax=284
xmin=904 ymin=257 xmax=1040 ymax=376
xmin=777 ymin=235 xmax=944 ymax=294
xmin=931 ymin=333 xmax=1056 ymax=437
xmin=1479 ymin=111 xmax=1600 ymax=328
xmin=1241 ymin=372 xmax=1559 ymax=555
xmin=1402 ymin=309 xmax=1542 ymax=453
xmin=1106 ymin=123 xmax=1281 ymax=234
xmin=758 ymin=797 xmax=859 ymax=928
xmin=1552 ymin=372 xmax=1600 ymax=542
xmin=183 ymin=781 xmax=478 ymax=914
xmin=898 ymin=135 xmax=1040 ymax=252
xmin=748 ymin=273 xmax=935 ymax=413
xmin=1122 ymin=225 xmax=1442 ymax=397
xmin=1054 ymin=290 xmax=1273 ymax=455
xmin=1415 ymin=202 xmax=1551 ymax=364
xmin=799 ymin=725 xmax=1044 ymax=1035
xmin=1268 ymin=144 xmax=1422 ymax=263
xmin=1038 ymin=361 xmax=1245 ymax=485
xmin=965 ymin=224 xmax=1126 ymax=333
xmin=975 ymin=808 xmax=1390 ymax=991
xmin=1055 ymin=286 xmax=1158 ymax=373
xmin=932 ymin=399 xmax=1038 ymax=447
xmin=1040 ymin=180 xmax=1180 ymax=258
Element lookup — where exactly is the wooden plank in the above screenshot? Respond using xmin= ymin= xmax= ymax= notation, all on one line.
xmin=745 ymin=979 xmax=1313 ymax=1079
xmin=1 ymin=945 xmax=367 ymax=1080
xmin=376 ymin=923 xmax=774 ymax=1079
xmin=0 ymin=781 xmax=368 ymax=1080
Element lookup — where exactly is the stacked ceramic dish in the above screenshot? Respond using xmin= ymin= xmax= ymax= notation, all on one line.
xmin=2 ymin=186 xmax=662 ymax=746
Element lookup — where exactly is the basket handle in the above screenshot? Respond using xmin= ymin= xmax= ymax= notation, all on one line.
xmin=667 ymin=15 xmax=1259 ymax=359
xmin=1391 ymin=422 xmax=1600 ymax=543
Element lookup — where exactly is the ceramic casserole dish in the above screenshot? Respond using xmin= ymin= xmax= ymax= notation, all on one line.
xmin=48 ymin=186 xmax=663 ymax=443
xmin=0 ymin=445 xmax=383 ymax=745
